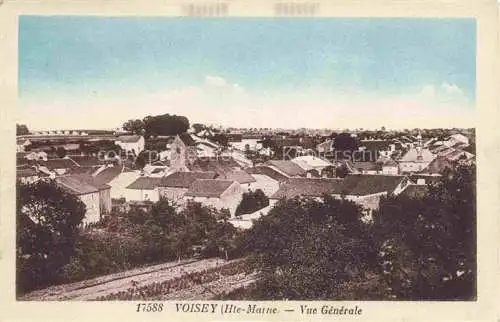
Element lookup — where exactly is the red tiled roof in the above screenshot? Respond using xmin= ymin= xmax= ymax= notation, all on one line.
xmin=117 ymin=135 xmax=142 ymax=143
xmin=270 ymin=178 xmax=344 ymax=199
xmin=217 ymin=170 xmax=256 ymax=184
xmin=265 ymin=160 xmax=306 ymax=177
xmin=341 ymin=174 xmax=406 ymax=196
xmin=271 ymin=174 xmax=406 ymax=199
xmin=245 ymin=166 xmax=289 ymax=182
xmin=185 ymin=179 xmax=235 ymax=198
xmin=160 ymin=171 xmax=217 ymax=188
xmin=55 ymin=176 xmax=100 ymax=195
xmin=126 ymin=177 xmax=163 ymax=190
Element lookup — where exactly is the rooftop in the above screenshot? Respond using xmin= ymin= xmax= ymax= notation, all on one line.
xmin=265 ymin=160 xmax=307 ymax=177
xmin=185 ymin=179 xmax=235 ymax=198
xmin=160 ymin=171 xmax=217 ymax=188
xmin=116 ymin=135 xmax=143 ymax=143
xmin=126 ymin=177 xmax=163 ymax=190
xmin=55 ymin=176 xmax=100 ymax=195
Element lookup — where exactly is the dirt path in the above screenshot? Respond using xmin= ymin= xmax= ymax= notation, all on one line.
xmin=158 ymin=273 xmax=257 ymax=300
xmin=20 ymin=258 xmax=228 ymax=301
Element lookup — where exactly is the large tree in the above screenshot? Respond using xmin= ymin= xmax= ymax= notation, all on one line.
xmin=17 ymin=181 xmax=86 ymax=293
xmin=122 ymin=119 xmax=144 ymax=135
xmin=16 ymin=124 xmax=30 ymax=136
xmin=143 ymin=114 xmax=190 ymax=138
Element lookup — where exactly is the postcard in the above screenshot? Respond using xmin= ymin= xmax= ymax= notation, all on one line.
xmin=0 ymin=0 xmax=499 ymax=321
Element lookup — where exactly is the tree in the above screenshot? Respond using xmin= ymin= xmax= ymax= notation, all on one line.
xmin=372 ymin=164 xmax=476 ymax=300
xmin=55 ymin=147 xmax=67 ymax=158
xmin=122 ymin=119 xmax=144 ymax=135
xmin=17 ymin=124 xmax=30 ymax=136
xmin=333 ymin=133 xmax=359 ymax=158
xmin=245 ymin=196 xmax=376 ymax=300
xmin=192 ymin=123 xmax=205 ymax=134
xmin=235 ymin=189 xmax=269 ymax=216
xmin=143 ymin=114 xmax=189 ymax=138
xmin=335 ymin=164 xmax=349 ymax=178
xmin=17 ymin=181 xmax=86 ymax=293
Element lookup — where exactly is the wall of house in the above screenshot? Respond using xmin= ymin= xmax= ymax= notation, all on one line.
xmin=399 ymin=161 xmax=430 ymax=173
xmin=20 ymin=175 xmax=39 ymax=184
xmin=186 ymin=182 xmax=243 ymax=217
xmin=220 ymin=182 xmax=245 ymax=216
xmin=79 ymin=192 xmax=101 ymax=224
xmin=343 ymin=192 xmax=387 ymax=211
xmin=99 ymin=188 xmax=112 ymax=214
xmin=248 ymin=174 xmax=280 ymax=197
xmin=159 ymin=187 xmax=188 ymax=204
xmin=123 ymin=188 xmax=160 ymax=202
xmin=108 ymin=171 xmax=141 ymax=199
xmin=382 ymin=166 xmax=399 ymax=175
xmin=231 ymin=139 xmax=261 ymax=152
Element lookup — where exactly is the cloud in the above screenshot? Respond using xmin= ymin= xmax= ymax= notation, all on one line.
xmin=419 ymin=82 xmax=467 ymax=105
xmin=205 ymin=75 xmax=245 ymax=94
xmin=440 ymin=82 xmax=464 ymax=96
xmin=205 ymin=75 xmax=227 ymax=87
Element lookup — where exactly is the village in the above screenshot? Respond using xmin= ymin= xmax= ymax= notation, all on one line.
xmin=16 ymin=122 xmax=475 ymax=230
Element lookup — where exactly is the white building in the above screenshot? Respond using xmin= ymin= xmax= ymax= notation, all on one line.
xmin=115 ymin=135 xmax=145 ymax=155
xmin=184 ymin=179 xmax=244 ymax=216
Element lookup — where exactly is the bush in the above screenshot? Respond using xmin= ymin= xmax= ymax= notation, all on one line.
xmin=235 ymin=189 xmax=269 ymax=216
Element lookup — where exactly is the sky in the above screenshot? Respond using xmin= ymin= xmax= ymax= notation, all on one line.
xmin=19 ymin=17 xmax=476 ymax=130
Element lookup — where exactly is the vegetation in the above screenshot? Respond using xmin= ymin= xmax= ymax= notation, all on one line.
xmin=17 ymin=181 xmax=86 ymax=294
xmin=240 ymin=163 xmax=476 ymax=300
xmin=16 ymin=186 xmax=245 ymax=295
xmin=123 ymin=114 xmax=190 ymax=138
xmin=17 ymin=124 xmax=30 ymax=136
xmin=235 ymin=189 xmax=269 ymax=216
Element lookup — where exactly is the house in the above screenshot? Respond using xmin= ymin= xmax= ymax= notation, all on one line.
xmin=16 ymin=138 xmax=31 ymax=152
xmin=55 ymin=176 xmax=102 ymax=224
xmin=70 ymin=173 xmax=113 ymax=215
xmin=397 ymin=147 xmax=436 ymax=173
xmin=17 ymin=167 xmax=39 ymax=184
xmin=125 ymin=177 xmax=163 ymax=202
xmin=291 ymin=155 xmax=332 ymax=173
xmin=168 ymin=133 xmax=198 ymax=171
xmin=184 ymin=179 xmax=244 ymax=216
xmin=115 ymin=135 xmax=145 ymax=155
xmin=216 ymin=170 xmax=256 ymax=189
xmin=270 ymin=174 xmax=410 ymax=212
xmin=158 ymin=171 xmax=217 ymax=204
xmin=381 ymin=159 xmax=399 ymax=175
xmin=447 ymin=133 xmax=469 ymax=147
xmin=344 ymin=160 xmax=382 ymax=175
xmin=230 ymin=135 xmax=263 ymax=152
xmin=316 ymin=139 xmax=334 ymax=154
